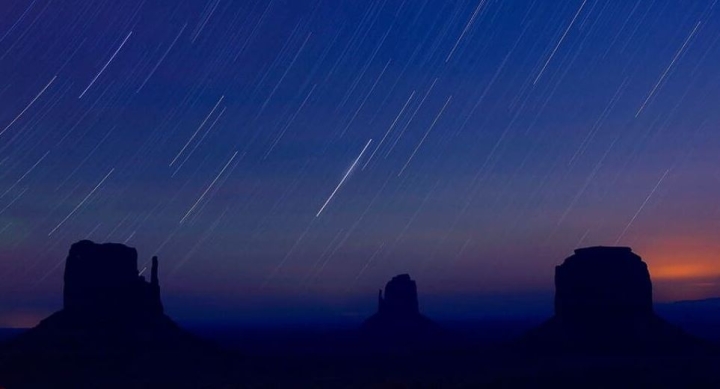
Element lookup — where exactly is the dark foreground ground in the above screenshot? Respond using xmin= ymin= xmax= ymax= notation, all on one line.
xmin=5 ymin=338 xmax=720 ymax=388
xmin=2 ymin=303 xmax=720 ymax=388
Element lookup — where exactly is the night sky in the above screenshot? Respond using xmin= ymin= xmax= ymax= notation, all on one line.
xmin=2 ymin=0 xmax=720 ymax=328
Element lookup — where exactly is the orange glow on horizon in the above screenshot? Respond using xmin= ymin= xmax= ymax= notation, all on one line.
xmin=635 ymin=235 xmax=720 ymax=301
xmin=650 ymin=263 xmax=720 ymax=280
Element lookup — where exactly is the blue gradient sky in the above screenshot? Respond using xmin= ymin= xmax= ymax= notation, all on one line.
xmin=2 ymin=0 xmax=720 ymax=327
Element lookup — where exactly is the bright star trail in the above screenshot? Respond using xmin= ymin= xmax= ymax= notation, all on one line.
xmin=78 ymin=31 xmax=133 ymax=99
xmin=317 ymin=139 xmax=372 ymax=217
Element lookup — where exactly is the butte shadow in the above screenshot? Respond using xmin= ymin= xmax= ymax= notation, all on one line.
xmin=0 ymin=240 xmax=232 ymax=388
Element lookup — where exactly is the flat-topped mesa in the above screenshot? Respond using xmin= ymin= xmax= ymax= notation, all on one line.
xmin=520 ymin=246 xmax=711 ymax=355
xmin=62 ymin=240 xmax=163 ymax=319
xmin=554 ymin=246 xmax=653 ymax=324
xmin=378 ymin=274 xmax=420 ymax=317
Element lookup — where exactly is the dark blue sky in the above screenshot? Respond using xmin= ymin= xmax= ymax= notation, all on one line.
xmin=2 ymin=0 xmax=720 ymax=327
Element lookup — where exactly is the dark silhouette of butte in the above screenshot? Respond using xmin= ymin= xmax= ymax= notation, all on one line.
xmin=0 ymin=240 xmax=228 ymax=387
xmin=522 ymin=246 xmax=710 ymax=355
xmin=64 ymin=240 xmax=164 ymax=324
xmin=361 ymin=274 xmax=440 ymax=342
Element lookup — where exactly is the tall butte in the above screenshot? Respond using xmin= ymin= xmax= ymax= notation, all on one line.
xmin=361 ymin=274 xmax=440 ymax=341
xmin=523 ymin=246 xmax=710 ymax=354
xmin=62 ymin=240 xmax=164 ymax=322
xmin=0 ymin=240 xmax=227 ymax=387
xmin=24 ymin=240 xmax=181 ymax=338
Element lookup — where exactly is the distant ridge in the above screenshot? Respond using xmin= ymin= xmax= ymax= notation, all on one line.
xmin=671 ymin=297 xmax=720 ymax=305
